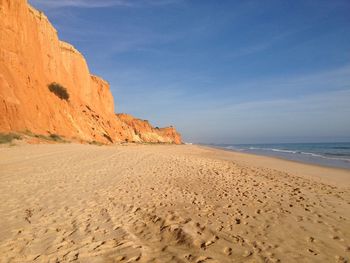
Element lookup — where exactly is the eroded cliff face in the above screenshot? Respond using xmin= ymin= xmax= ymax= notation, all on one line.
xmin=0 ymin=0 xmax=182 ymax=144
xmin=117 ymin=114 xmax=182 ymax=144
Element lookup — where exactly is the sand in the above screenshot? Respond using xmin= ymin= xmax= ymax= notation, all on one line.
xmin=0 ymin=144 xmax=349 ymax=262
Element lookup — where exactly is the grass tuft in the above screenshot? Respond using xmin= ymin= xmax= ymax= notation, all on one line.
xmin=0 ymin=133 xmax=21 ymax=144
xmin=49 ymin=134 xmax=62 ymax=141
xmin=89 ymin=140 xmax=104 ymax=146
xmin=24 ymin=130 xmax=68 ymax=143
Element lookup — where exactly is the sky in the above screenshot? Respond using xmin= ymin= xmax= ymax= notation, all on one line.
xmin=29 ymin=0 xmax=350 ymax=144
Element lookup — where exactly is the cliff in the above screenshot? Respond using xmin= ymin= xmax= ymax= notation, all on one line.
xmin=117 ymin=114 xmax=182 ymax=144
xmin=0 ymin=0 xmax=182 ymax=144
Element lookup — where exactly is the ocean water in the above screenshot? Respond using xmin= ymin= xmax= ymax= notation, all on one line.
xmin=215 ymin=142 xmax=350 ymax=169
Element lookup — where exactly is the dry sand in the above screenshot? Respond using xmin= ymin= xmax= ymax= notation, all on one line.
xmin=0 ymin=144 xmax=349 ymax=262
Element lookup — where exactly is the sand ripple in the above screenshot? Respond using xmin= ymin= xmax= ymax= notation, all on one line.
xmin=0 ymin=144 xmax=349 ymax=262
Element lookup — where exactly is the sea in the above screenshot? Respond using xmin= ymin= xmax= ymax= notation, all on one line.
xmin=213 ymin=142 xmax=350 ymax=169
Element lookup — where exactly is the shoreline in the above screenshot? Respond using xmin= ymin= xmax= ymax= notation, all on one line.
xmin=199 ymin=144 xmax=350 ymax=187
xmin=204 ymin=144 xmax=350 ymax=169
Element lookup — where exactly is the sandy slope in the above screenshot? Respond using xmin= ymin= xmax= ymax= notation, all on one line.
xmin=0 ymin=144 xmax=349 ymax=262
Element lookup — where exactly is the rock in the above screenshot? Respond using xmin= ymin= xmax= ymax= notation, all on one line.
xmin=117 ymin=114 xmax=182 ymax=144
xmin=0 ymin=0 xmax=182 ymax=144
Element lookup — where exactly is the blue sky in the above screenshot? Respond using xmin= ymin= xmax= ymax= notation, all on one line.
xmin=29 ymin=0 xmax=350 ymax=143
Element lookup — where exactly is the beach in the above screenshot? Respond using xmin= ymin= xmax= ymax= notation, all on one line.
xmin=0 ymin=144 xmax=349 ymax=262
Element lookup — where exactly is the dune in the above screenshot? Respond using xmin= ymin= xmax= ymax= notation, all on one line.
xmin=0 ymin=144 xmax=349 ymax=262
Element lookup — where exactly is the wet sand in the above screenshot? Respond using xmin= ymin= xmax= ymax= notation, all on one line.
xmin=0 ymin=144 xmax=349 ymax=262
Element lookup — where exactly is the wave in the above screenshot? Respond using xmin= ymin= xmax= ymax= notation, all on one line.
xmin=324 ymin=152 xmax=350 ymax=157
xmin=247 ymin=147 xmax=298 ymax=154
xmin=299 ymin=152 xmax=350 ymax=162
xmin=332 ymin=146 xmax=350 ymax=150
xmin=224 ymin=146 xmax=234 ymax=150
xmin=271 ymin=148 xmax=298 ymax=154
xmin=224 ymin=145 xmax=350 ymax=163
xmin=224 ymin=146 xmax=244 ymax=151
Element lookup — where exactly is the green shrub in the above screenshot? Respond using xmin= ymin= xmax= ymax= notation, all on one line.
xmin=0 ymin=133 xmax=21 ymax=144
xmin=48 ymin=82 xmax=69 ymax=101
xmin=49 ymin=134 xmax=62 ymax=141
xmin=34 ymin=134 xmax=49 ymax=140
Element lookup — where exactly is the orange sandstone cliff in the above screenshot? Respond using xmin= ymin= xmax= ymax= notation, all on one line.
xmin=117 ymin=114 xmax=182 ymax=144
xmin=0 ymin=0 xmax=182 ymax=144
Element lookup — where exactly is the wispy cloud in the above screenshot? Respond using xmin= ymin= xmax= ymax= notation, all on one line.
xmin=113 ymin=65 xmax=350 ymax=142
xmin=178 ymin=88 xmax=350 ymax=143
xmin=29 ymin=0 xmax=131 ymax=8
xmin=208 ymin=64 xmax=350 ymax=105
xmin=29 ymin=0 xmax=182 ymax=9
xmin=226 ymin=23 xmax=316 ymax=59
